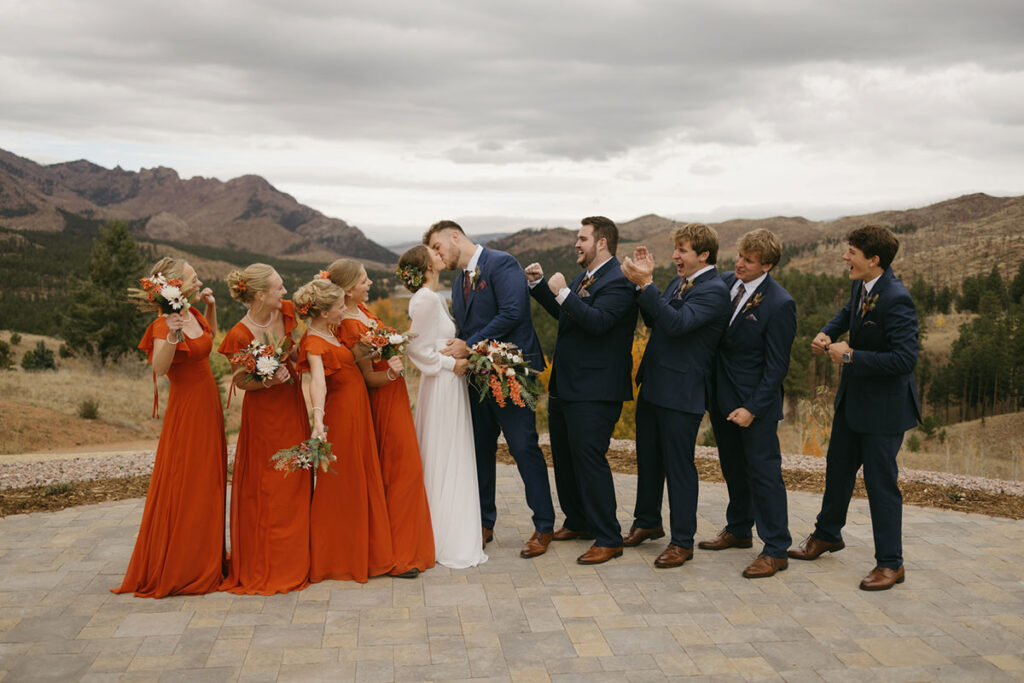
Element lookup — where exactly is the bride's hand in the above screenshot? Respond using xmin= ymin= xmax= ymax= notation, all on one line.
xmin=453 ymin=358 xmax=469 ymax=376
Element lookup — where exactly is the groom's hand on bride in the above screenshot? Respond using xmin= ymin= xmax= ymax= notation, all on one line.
xmin=441 ymin=338 xmax=469 ymax=359
xmin=453 ymin=358 xmax=469 ymax=376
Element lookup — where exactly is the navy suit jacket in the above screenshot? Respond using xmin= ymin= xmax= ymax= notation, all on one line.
xmin=822 ymin=268 xmax=921 ymax=434
xmin=635 ymin=268 xmax=731 ymax=413
xmin=713 ymin=272 xmax=796 ymax=422
xmin=452 ymin=247 xmax=544 ymax=372
xmin=531 ymin=257 xmax=638 ymax=403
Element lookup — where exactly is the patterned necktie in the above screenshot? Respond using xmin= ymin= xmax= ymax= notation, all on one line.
xmin=857 ymin=282 xmax=866 ymax=317
xmin=463 ymin=271 xmax=472 ymax=302
xmin=575 ymin=273 xmax=595 ymax=295
xmin=730 ymin=282 xmax=745 ymax=317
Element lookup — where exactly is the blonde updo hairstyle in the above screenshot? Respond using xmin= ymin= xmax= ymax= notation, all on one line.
xmin=227 ymin=263 xmax=276 ymax=305
xmin=128 ymin=256 xmax=193 ymax=311
xmin=397 ymin=245 xmax=431 ymax=293
xmin=292 ymin=279 xmax=344 ymax=320
xmin=326 ymin=258 xmax=365 ymax=295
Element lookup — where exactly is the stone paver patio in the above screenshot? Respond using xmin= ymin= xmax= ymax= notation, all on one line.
xmin=2 ymin=464 xmax=1024 ymax=682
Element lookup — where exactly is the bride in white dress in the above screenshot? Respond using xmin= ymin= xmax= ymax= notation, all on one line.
xmin=399 ymin=246 xmax=487 ymax=568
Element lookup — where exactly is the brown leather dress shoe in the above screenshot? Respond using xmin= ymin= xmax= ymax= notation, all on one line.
xmin=576 ymin=545 xmax=623 ymax=565
xmin=482 ymin=527 xmax=493 ymax=549
xmin=622 ymin=525 xmax=666 ymax=547
xmin=552 ymin=526 xmax=595 ymax=541
xmin=698 ymin=529 xmax=754 ymax=551
xmin=859 ymin=565 xmax=905 ymax=591
xmin=653 ymin=544 xmax=693 ymax=568
xmin=787 ymin=534 xmax=845 ymax=560
xmin=742 ymin=554 xmax=788 ymax=578
xmin=520 ymin=531 xmax=554 ymax=558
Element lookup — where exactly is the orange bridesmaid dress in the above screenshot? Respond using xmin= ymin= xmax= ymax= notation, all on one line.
xmin=217 ymin=301 xmax=311 ymax=595
xmin=113 ymin=311 xmax=226 ymax=598
xmin=338 ymin=305 xmax=435 ymax=575
xmin=297 ymin=332 xmax=395 ymax=583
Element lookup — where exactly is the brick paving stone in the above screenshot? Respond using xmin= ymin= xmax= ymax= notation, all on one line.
xmin=0 ymin=464 xmax=1023 ymax=680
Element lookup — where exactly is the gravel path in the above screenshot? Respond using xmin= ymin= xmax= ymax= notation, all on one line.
xmin=2 ymin=438 xmax=1022 ymax=497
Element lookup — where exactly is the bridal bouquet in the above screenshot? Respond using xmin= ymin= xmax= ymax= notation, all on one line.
xmin=467 ymin=340 xmax=542 ymax=410
xmin=364 ymin=323 xmax=413 ymax=360
xmin=229 ymin=335 xmax=294 ymax=385
xmin=270 ymin=431 xmax=336 ymax=476
xmin=140 ymin=273 xmax=192 ymax=343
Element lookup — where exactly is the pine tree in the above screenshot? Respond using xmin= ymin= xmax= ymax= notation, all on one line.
xmin=60 ymin=221 xmax=148 ymax=363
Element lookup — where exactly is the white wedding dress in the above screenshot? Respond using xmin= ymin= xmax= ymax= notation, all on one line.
xmin=406 ymin=288 xmax=487 ymax=568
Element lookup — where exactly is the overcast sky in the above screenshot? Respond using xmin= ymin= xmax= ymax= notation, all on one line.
xmin=2 ymin=0 xmax=1023 ymax=242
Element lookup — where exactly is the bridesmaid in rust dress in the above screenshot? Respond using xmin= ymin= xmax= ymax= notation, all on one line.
xmin=218 ymin=263 xmax=311 ymax=595
xmin=327 ymin=260 xmax=435 ymax=578
xmin=114 ymin=257 xmax=226 ymax=598
xmin=294 ymin=278 xmax=396 ymax=583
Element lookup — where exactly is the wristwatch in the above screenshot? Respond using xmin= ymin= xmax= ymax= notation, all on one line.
xmin=841 ymin=350 xmax=852 ymax=364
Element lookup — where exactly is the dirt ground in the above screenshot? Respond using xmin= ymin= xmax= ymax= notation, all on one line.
xmin=3 ymin=445 xmax=1021 ymax=520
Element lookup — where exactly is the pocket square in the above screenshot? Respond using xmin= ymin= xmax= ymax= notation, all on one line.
xmin=862 ymin=320 xmax=877 ymax=326
xmin=579 ymin=289 xmax=591 ymax=298
xmin=745 ymin=313 xmax=758 ymax=321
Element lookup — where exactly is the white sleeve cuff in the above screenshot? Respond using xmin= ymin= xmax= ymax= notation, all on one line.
xmin=555 ymin=287 xmax=571 ymax=305
xmin=527 ymin=279 xmax=540 ymax=289
xmin=440 ymin=355 xmax=456 ymax=371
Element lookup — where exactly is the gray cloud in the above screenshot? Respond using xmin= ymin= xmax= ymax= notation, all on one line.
xmin=3 ymin=0 xmax=1023 ymax=165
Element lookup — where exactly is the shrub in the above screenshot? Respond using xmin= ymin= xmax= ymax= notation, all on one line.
xmin=78 ymin=398 xmax=100 ymax=420
xmin=59 ymin=343 xmax=73 ymax=359
xmin=21 ymin=341 xmax=56 ymax=371
xmin=906 ymin=434 xmax=921 ymax=452
xmin=44 ymin=482 xmax=74 ymax=496
xmin=9 ymin=332 xmax=22 ymax=345
xmin=919 ymin=414 xmax=941 ymax=438
xmin=0 ymin=340 xmax=13 ymax=370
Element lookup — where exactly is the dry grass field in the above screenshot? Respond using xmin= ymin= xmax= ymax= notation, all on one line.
xmin=0 ymin=330 xmax=242 ymax=455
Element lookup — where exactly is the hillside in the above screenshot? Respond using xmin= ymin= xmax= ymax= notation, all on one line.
xmin=486 ymin=194 xmax=1024 ymax=287
xmin=0 ymin=148 xmax=395 ymax=267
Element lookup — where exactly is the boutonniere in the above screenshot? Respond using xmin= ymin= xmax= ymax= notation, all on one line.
xmin=468 ymin=267 xmax=486 ymax=292
xmin=741 ymin=292 xmax=764 ymax=313
xmin=861 ymin=292 xmax=879 ymax=316
xmin=673 ymin=279 xmax=695 ymax=300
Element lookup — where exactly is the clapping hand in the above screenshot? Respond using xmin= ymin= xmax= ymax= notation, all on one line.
xmin=524 ymin=262 xmax=544 ymax=283
xmin=547 ymin=272 xmax=567 ymax=295
xmin=621 ymin=246 xmax=655 ymax=287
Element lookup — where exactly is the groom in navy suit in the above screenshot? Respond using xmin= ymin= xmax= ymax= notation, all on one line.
xmin=425 ymin=220 xmax=556 ymax=559
xmin=621 ymin=223 xmax=731 ymax=568
xmin=701 ymin=229 xmax=796 ymax=579
xmin=525 ymin=216 xmax=638 ymax=565
xmin=790 ymin=225 xmax=920 ymax=591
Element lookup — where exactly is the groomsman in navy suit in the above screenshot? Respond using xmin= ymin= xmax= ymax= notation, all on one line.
xmin=700 ymin=229 xmax=796 ymax=578
xmin=790 ymin=225 xmax=920 ymax=591
xmin=425 ymin=220 xmax=556 ymax=559
xmin=524 ymin=216 xmax=638 ymax=565
xmin=621 ymin=223 xmax=731 ymax=568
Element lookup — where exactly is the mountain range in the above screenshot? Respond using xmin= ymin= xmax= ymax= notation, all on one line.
xmin=2 ymin=146 xmax=1021 ymax=287
xmin=0 ymin=148 xmax=396 ymax=267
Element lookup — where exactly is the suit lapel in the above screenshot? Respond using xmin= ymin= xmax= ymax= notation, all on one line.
xmin=464 ymin=248 xmax=488 ymax=315
xmin=452 ymin=269 xmax=466 ymax=325
xmin=729 ymin=274 xmax=770 ymax=330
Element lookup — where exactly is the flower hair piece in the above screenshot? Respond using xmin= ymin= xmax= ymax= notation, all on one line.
xmin=236 ymin=280 xmax=247 ymax=293
xmin=296 ymin=301 xmax=313 ymax=316
xmin=396 ymin=264 xmax=425 ymax=289
xmin=317 ymin=270 xmax=331 ymax=280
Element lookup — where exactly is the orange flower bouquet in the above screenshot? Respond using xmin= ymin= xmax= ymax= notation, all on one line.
xmin=140 ymin=272 xmax=192 ymax=343
xmin=270 ymin=430 xmax=336 ymax=477
xmin=363 ymin=323 xmax=413 ymax=361
xmin=229 ymin=335 xmax=294 ymax=385
xmin=467 ymin=340 xmax=542 ymax=410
